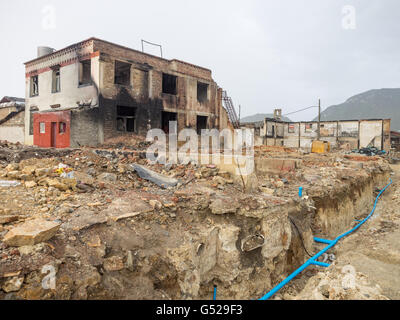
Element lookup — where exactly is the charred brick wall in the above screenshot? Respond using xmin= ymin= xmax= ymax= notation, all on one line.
xmin=99 ymin=92 xmax=163 ymax=140
xmin=70 ymin=108 xmax=101 ymax=147
xmin=95 ymin=38 xmax=223 ymax=139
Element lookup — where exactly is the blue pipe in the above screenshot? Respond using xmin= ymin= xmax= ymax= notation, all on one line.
xmin=313 ymin=237 xmax=334 ymax=245
xmin=213 ymin=285 xmax=217 ymax=300
xmin=311 ymin=261 xmax=330 ymax=267
xmin=259 ymin=178 xmax=393 ymax=300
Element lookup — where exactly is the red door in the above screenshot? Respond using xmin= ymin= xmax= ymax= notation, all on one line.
xmin=33 ymin=111 xmax=71 ymax=148
xmin=51 ymin=122 xmax=57 ymax=147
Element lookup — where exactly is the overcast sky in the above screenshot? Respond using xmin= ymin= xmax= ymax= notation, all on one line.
xmin=0 ymin=0 xmax=399 ymax=121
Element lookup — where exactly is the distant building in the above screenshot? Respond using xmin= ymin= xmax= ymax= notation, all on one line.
xmin=261 ymin=118 xmax=391 ymax=151
xmin=24 ymin=38 xmax=231 ymax=148
xmin=391 ymin=131 xmax=400 ymax=151
xmin=0 ymin=96 xmax=25 ymax=143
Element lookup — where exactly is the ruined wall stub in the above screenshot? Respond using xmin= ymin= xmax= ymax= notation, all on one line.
xmin=262 ymin=119 xmax=391 ymax=151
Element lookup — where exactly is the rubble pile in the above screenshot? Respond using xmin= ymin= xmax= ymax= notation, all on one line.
xmin=0 ymin=143 xmax=393 ymax=300
xmin=293 ymin=267 xmax=389 ymax=300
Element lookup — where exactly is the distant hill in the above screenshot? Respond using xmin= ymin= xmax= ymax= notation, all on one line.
xmin=240 ymin=113 xmax=292 ymax=124
xmin=313 ymin=88 xmax=400 ymax=131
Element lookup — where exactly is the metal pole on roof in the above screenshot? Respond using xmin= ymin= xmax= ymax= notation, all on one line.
xmin=141 ymin=39 xmax=163 ymax=58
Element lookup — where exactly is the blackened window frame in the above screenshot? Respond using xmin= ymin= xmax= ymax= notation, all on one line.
xmin=79 ymin=60 xmax=92 ymax=87
xmin=30 ymin=75 xmax=39 ymax=97
xmin=51 ymin=66 xmax=61 ymax=93
xmin=162 ymin=73 xmax=177 ymax=95
xmin=114 ymin=60 xmax=132 ymax=87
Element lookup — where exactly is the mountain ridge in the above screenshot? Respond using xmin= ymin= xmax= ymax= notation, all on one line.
xmin=240 ymin=113 xmax=292 ymax=124
xmin=313 ymin=88 xmax=400 ymax=130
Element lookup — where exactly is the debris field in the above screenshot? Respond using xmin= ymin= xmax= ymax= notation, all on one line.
xmin=0 ymin=140 xmax=397 ymax=300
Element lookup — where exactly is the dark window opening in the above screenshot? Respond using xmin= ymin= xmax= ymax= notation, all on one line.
xmin=162 ymin=73 xmax=177 ymax=95
xmin=29 ymin=112 xmax=34 ymax=135
xmin=305 ymin=123 xmax=313 ymax=132
xmin=114 ymin=61 xmax=131 ymax=86
xmin=79 ymin=60 xmax=91 ymax=86
xmin=161 ymin=112 xmax=177 ymax=134
xmin=196 ymin=115 xmax=208 ymax=135
xmin=30 ymin=75 xmax=39 ymax=97
xmin=52 ymin=66 xmax=60 ymax=93
xmin=59 ymin=122 xmax=66 ymax=134
xmin=116 ymin=106 xmax=136 ymax=132
xmin=126 ymin=118 xmax=135 ymax=132
xmin=197 ymin=82 xmax=208 ymax=103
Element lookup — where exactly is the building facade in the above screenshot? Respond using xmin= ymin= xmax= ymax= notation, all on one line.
xmin=24 ymin=38 xmax=230 ymax=148
xmin=0 ymin=96 xmax=25 ymax=143
xmin=262 ymin=118 xmax=391 ymax=151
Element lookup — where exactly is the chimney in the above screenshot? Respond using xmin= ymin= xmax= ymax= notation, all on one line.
xmin=273 ymin=109 xmax=282 ymax=120
xmin=37 ymin=46 xmax=55 ymax=58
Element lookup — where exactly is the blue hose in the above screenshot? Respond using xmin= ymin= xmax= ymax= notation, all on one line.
xmin=259 ymin=178 xmax=393 ymax=300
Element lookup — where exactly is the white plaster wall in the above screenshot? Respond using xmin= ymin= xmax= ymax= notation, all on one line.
xmin=360 ymin=121 xmax=382 ymax=148
xmin=24 ymin=56 xmax=99 ymax=145
xmin=0 ymin=127 xmax=24 ymax=143
xmin=338 ymin=121 xmax=358 ymax=137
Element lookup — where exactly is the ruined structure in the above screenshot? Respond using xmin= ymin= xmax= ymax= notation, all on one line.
xmin=261 ymin=118 xmax=391 ymax=151
xmin=24 ymin=38 xmax=231 ymax=148
xmin=0 ymin=97 xmax=25 ymax=144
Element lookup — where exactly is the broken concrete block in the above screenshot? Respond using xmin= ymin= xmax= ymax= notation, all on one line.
xmin=98 ymin=172 xmax=117 ymax=182
xmin=46 ymin=178 xmax=68 ymax=191
xmin=21 ymin=166 xmax=36 ymax=175
xmin=35 ymin=168 xmax=50 ymax=177
xmin=61 ymin=210 xmax=107 ymax=231
xmin=74 ymin=267 xmax=101 ymax=289
xmin=3 ymin=219 xmax=61 ymax=247
xmin=5 ymin=163 xmax=19 ymax=172
xmin=2 ymin=276 xmax=24 ymax=293
xmin=61 ymin=178 xmax=77 ymax=190
xmin=0 ymin=215 xmax=19 ymax=224
xmin=74 ymin=171 xmax=95 ymax=186
xmin=209 ymin=197 xmax=239 ymax=215
xmin=6 ymin=171 xmax=21 ymax=179
xmin=255 ymin=158 xmax=297 ymax=175
xmin=259 ymin=186 xmax=275 ymax=195
xmin=103 ymin=256 xmax=124 ymax=272
xmin=18 ymin=243 xmax=46 ymax=255
xmin=25 ymin=180 xmax=37 ymax=188
xmin=261 ymin=212 xmax=291 ymax=259
xmin=149 ymin=199 xmax=162 ymax=210
xmin=131 ymin=164 xmax=178 ymax=189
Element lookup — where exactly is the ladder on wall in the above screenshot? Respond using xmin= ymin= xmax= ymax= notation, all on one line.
xmin=222 ymin=91 xmax=240 ymax=129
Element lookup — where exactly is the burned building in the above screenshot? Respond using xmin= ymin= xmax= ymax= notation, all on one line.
xmin=262 ymin=118 xmax=391 ymax=151
xmin=24 ymin=38 xmax=231 ymax=148
xmin=0 ymin=96 xmax=25 ymax=143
